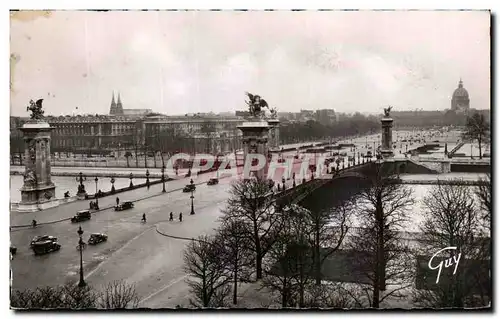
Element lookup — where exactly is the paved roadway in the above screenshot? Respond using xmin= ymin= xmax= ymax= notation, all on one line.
xmin=10 ymin=131 xmax=459 ymax=307
xmin=10 ymin=158 xmax=304 ymax=307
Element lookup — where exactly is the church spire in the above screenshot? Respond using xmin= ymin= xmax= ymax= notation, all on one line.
xmin=116 ymin=92 xmax=123 ymax=114
xmin=110 ymin=91 xmax=117 ymax=115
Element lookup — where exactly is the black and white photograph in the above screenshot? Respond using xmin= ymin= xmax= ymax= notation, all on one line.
xmin=8 ymin=9 xmax=491 ymax=310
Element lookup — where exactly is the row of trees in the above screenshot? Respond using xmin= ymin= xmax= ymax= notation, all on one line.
xmin=463 ymin=112 xmax=490 ymax=159
xmin=183 ymin=166 xmax=491 ymax=308
xmin=279 ymin=113 xmax=380 ymax=144
xmin=11 ymin=280 xmax=139 ymax=309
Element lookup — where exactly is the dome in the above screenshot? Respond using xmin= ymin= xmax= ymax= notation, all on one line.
xmin=452 ymin=79 xmax=469 ymax=98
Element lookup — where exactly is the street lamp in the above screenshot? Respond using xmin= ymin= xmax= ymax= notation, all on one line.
xmin=94 ymin=177 xmax=99 ymax=205
xmin=145 ymin=169 xmax=150 ymax=186
xmin=76 ymin=172 xmax=86 ymax=194
xmin=77 ymin=226 xmax=86 ymax=287
xmin=190 ymin=179 xmax=195 ymax=215
xmin=161 ymin=165 xmax=166 ymax=193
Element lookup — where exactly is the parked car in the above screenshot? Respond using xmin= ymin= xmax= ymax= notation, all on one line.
xmin=71 ymin=210 xmax=91 ymax=223
xmin=32 ymin=241 xmax=61 ymax=255
xmin=207 ymin=178 xmax=219 ymax=186
xmin=88 ymin=233 xmax=108 ymax=245
xmin=115 ymin=201 xmax=134 ymax=211
xmin=31 ymin=235 xmax=57 ymax=247
xmin=183 ymin=184 xmax=196 ymax=193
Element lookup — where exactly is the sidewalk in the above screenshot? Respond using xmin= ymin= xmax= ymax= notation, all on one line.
xmin=10 ymin=171 xmax=214 ymax=228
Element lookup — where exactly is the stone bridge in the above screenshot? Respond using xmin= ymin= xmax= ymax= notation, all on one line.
xmin=273 ymin=157 xmax=486 ymax=207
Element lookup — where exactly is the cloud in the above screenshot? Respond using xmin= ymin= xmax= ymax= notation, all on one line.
xmin=10 ymin=10 xmax=490 ymax=116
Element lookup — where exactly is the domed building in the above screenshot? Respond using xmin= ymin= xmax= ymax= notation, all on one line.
xmin=451 ymin=79 xmax=470 ymax=113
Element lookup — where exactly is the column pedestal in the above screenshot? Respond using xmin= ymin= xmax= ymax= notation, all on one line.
xmin=238 ymin=119 xmax=270 ymax=180
xmin=14 ymin=121 xmax=58 ymax=212
xmin=380 ymin=117 xmax=394 ymax=158
xmin=267 ymin=118 xmax=280 ymax=152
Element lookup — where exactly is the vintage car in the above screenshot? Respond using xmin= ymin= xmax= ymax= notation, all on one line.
xmin=10 ymin=246 xmax=17 ymax=255
xmin=294 ymin=154 xmax=300 ymax=159
xmin=277 ymin=158 xmax=286 ymax=163
xmin=207 ymin=178 xmax=219 ymax=186
xmin=366 ymin=151 xmax=373 ymax=157
xmin=31 ymin=235 xmax=57 ymax=247
xmin=71 ymin=210 xmax=91 ymax=223
xmin=88 ymin=233 xmax=108 ymax=245
xmin=115 ymin=201 xmax=134 ymax=211
xmin=32 ymin=241 xmax=61 ymax=255
xmin=183 ymin=184 xmax=196 ymax=193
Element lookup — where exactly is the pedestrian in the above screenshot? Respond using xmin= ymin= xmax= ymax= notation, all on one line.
xmin=90 ymin=201 xmax=94 ymax=210
xmin=179 ymin=213 xmax=183 ymax=222
xmin=169 ymin=212 xmax=174 ymax=221
xmin=32 ymin=219 xmax=37 ymax=228
xmin=142 ymin=213 xmax=146 ymax=223
xmin=116 ymin=197 xmax=120 ymax=206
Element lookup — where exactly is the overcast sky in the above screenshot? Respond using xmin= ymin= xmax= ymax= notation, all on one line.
xmin=10 ymin=10 xmax=490 ymax=116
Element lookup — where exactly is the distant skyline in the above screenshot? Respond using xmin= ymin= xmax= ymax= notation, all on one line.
xmin=10 ymin=10 xmax=490 ymax=117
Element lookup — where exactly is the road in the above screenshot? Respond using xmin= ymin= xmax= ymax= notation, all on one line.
xmin=10 ymin=158 xmax=303 ymax=308
xmin=10 ymin=173 xmax=232 ymax=293
xmin=10 ymin=130 xmax=460 ymax=307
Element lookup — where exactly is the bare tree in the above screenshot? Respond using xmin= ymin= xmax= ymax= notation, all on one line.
xmin=221 ymin=178 xmax=282 ymax=280
xmin=261 ymin=204 xmax=314 ymax=308
xmin=183 ymin=235 xmax=231 ymax=307
xmin=347 ymin=164 xmax=415 ymax=308
xmin=11 ymin=281 xmax=139 ymax=309
xmin=414 ymin=183 xmax=490 ymax=308
xmin=97 ymin=280 xmax=140 ymax=309
xmin=218 ymin=219 xmax=253 ymax=305
xmin=308 ymin=198 xmax=353 ymax=285
xmin=124 ymin=151 xmax=132 ymax=168
xmin=463 ymin=112 xmax=490 ymax=159
xmin=261 ymin=224 xmax=296 ymax=308
xmin=476 ymin=172 xmax=491 ymax=231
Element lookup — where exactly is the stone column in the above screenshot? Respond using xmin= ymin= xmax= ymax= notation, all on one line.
xmin=15 ymin=121 xmax=58 ymax=212
xmin=238 ymin=120 xmax=270 ymax=180
xmin=380 ymin=116 xmax=394 ymax=158
xmin=267 ymin=118 xmax=280 ymax=151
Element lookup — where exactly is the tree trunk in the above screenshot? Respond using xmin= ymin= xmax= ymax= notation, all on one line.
xmin=134 ymin=145 xmax=139 ymax=168
xmin=203 ymin=275 xmax=208 ymax=307
xmin=282 ymin=280 xmax=288 ymax=307
xmin=253 ymin=221 xmax=263 ymax=279
xmin=373 ymin=193 xmax=384 ymax=308
xmin=478 ymin=137 xmax=482 ymax=159
xmin=126 ymin=156 xmax=130 ymax=168
xmin=153 ymin=151 xmax=157 ymax=168
xmin=314 ymin=225 xmax=321 ymax=285
xmin=233 ymin=262 xmax=238 ymax=305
